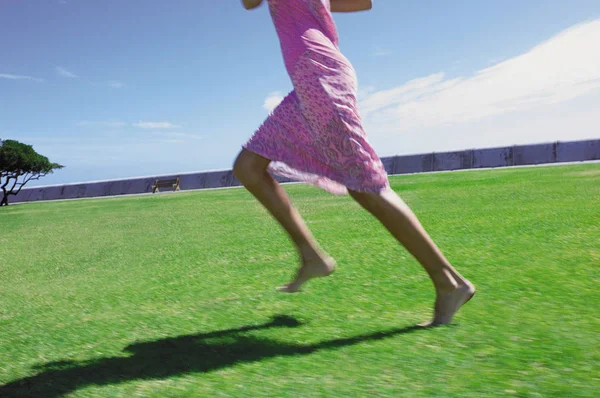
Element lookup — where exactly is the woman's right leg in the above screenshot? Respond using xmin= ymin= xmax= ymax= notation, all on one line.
xmin=233 ymin=149 xmax=335 ymax=292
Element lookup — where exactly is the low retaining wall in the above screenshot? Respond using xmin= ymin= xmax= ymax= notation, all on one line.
xmin=12 ymin=139 xmax=600 ymax=204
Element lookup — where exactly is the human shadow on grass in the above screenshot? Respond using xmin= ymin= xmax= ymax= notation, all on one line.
xmin=1 ymin=315 xmax=425 ymax=397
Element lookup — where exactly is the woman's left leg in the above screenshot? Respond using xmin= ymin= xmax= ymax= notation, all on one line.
xmin=348 ymin=187 xmax=475 ymax=325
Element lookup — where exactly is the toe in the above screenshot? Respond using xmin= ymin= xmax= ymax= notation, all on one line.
xmin=277 ymin=283 xmax=302 ymax=293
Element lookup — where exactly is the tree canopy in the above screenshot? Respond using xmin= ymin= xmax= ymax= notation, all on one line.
xmin=0 ymin=139 xmax=64 ymax=206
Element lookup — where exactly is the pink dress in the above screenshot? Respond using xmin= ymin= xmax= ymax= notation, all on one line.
xmin=243 ymin=0 xmax=389 ymax=195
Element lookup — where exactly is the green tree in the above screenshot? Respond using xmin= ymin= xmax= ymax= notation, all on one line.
xmin=0 ymin=139 xmax=64 ymax=206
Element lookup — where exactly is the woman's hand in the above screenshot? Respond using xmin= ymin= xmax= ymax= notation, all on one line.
xmin=330 ymin=0 xmax=372 ymax=12
xmin=241 ymin=0 xmax=264 ymax=10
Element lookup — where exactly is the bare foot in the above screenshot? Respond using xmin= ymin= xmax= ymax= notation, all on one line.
xmin=419 ymin=281 xmax=476 ymax=327
xmin=278 ymin=254 xmax=336 ymax=293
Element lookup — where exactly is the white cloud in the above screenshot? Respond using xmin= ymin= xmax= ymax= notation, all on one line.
xmin=108 ymin=81 xmax=124 ymax=89
xmin=90 ymin=80 xmax=125 ymax=89
xmin=77 ymin=121 xmax=127 ymax=128
xmin=487 ymin=57 xmax=507 ymax=65
xmin=357 ymin=85 xmax=376 ymax=100
xmin=56 ymin=66 xmax=79 ymax=79
xmin=133 ymin=121 xmax=181 ymax=129
xmin=360 ymin=73 xmax=449 ymax=117
xmin=359 ymin=19 xmax=600 ymax=154
xmin=77 ymin=121 xmax=193 ymax=135
xmin=154 ymin=139 xmax=185 ymax=144
xmin=263 ymin=91 xmax=285 ymax=112
xmin=0 ymin=73 xmax=43 ymax=82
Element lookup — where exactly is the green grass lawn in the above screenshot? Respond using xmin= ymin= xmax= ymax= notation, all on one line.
xmin=1 ymin=163 xmax=599 ymax=397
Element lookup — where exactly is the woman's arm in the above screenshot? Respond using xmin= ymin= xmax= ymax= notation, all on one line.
xmin=330 ymin=0 xmax=372 ymax=12
xmin=241 ymin=0 xmax=263 ymax=10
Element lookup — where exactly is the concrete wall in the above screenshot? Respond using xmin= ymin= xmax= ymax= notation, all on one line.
xmin=12 ymin=139 xmax=600 ymax=204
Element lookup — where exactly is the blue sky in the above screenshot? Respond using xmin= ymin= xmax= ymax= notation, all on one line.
xmin=1 ymin=0 xmax=599 ymax=186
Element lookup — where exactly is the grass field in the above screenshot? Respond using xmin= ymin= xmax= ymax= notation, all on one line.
xmin=1 ymin=163 xmax=599 ymax=397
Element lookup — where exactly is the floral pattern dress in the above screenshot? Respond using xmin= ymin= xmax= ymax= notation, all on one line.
xmin=243 ymin=0 xmax=389 ymax=194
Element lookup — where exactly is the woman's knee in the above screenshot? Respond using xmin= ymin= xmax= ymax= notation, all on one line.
xmin=233 ymin=149 xmax=269 ymax=186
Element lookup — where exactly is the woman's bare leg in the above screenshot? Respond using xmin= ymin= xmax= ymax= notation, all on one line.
xmin=233 ymin=149 xmax=335 ymax=292
xmin=348 ymin=188 xmax=475 ymax=326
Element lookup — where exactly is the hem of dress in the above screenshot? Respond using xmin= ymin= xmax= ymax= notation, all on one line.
xmin=241 ymin=144 xmax=390 ymax=196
